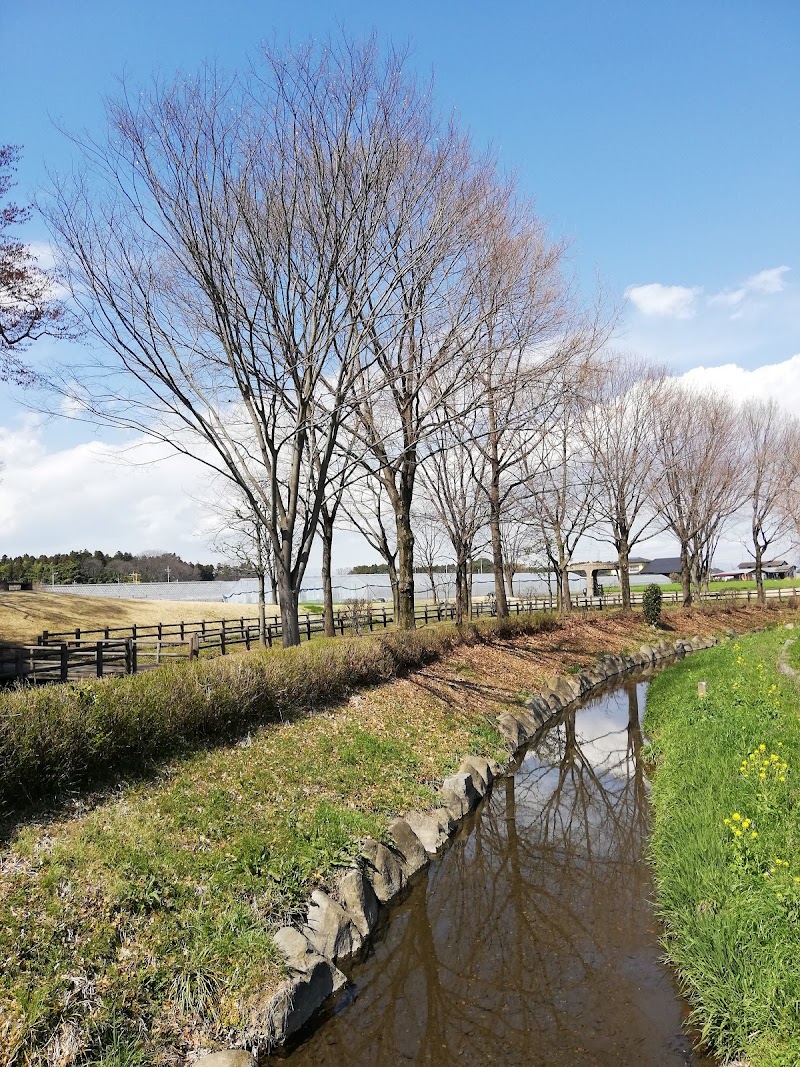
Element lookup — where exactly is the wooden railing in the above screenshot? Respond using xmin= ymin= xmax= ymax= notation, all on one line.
xmin=3 ymin=584 xmax=796 ymax=686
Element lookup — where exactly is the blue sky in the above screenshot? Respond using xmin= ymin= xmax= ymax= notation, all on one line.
xmin=1 ymin=0 xmax=799 ymax=563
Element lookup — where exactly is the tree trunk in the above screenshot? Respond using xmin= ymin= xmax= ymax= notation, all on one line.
xmin=617 ymin=538 xmax=631 ymax=610
xmin=488 ymin=493 xmax=509 ymax=619
xmin=455 ymin=559 xmax=468 ymax=626
xmin=559 ymin=563 xmax=573 ymax=614
xmin=754 ymin=532 xmax=765 ymax=606
xmin=276 ymin=564 xmax=300 ymax=647
xmin=680 ymin=541 xmax=692 ymax=608
xmin=320 ymin=513 xmax=336 ymax=638
xmin=427 ymin=566 xmax=439 ymax=605
xmin=504 ymin=565 xmax=515 ymax=602
xmin=257 ymin=569 xmax=267 ymax=647
xmin=396 ymin=505 xmax=416 ymax=630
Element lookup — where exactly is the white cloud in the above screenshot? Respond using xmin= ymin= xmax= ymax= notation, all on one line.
xmin=0 ymin=422 xmax=214 ymax=559
xmin=624 ymin=282 xmax=701 ymax=319
xmin=677 ymin=352 xmax=800 ymax=409
xmin=707 ymin=265 xmax=790 ymax=314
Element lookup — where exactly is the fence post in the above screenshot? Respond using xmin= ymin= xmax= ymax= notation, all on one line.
xmin=383 ymin=608 xmax=388 ymax=628
xmin=157 ymin=622 xmax=163 ymax=640
xmin=60 ymin=643 xmax=69 ymax=683
xmin=132 ymin=624 xmax=137 ymax=640
xmin=125 ymin=638 xmax=133 ymax=674
xmin=220 ymin=630 xmax=226 ymax=655
xmin=306 ymin=614 xmax=312 ymax=641
xmin=96 ymin=641 xmax=104 ymax=678
xmin=104 ymin=626 xmax=110 ymax=640
xmin=266 ymin=623 xmax=273 ymax=648
xmin=75 ymin=627 xmax=81 ymax=644
xmin=41 ymin=630 xmax=48 ymax=645
xmin=424 ymin=605 xmax=429 ymax=624
xmin=180 ymin=621 xmax=185 ymax=640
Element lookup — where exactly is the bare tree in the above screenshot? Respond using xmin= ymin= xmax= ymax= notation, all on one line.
xmin=741 ymin=399 xmax=799 ymax=604
xmin=500 ymin=520 xmax=531 ymax=601
xmin=522 ymin=360 xmax=604 ymax=613
xmin=1 ymin=145 xmax=73 ymax=380
xmin=465 ymin=193 xmax=580 ymax=619
xmin=208 ymin=494 xmax=276 ymax=646
xmin=347 ymin=129 xmax=501 ymax=630
xmin=651 ymin=384 xmax=746 ymax=606
xmin=583 ymin=355 xmax=666 ymax=609
xmin=341 ymin=472 xmax=400 ymax=616
xmin=413 ymin=513 xmax=449 ymax=606
xmin=43 ymin=39 xmax=436 ymax=646
xmin=418 ymin=398 xmax=488 ymax=624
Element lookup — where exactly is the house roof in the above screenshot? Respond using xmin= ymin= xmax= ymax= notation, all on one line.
xmin=737 ymin=559 xmax=792 ymax=570
xmin=638 ymin=557 xmax=683 ymax=576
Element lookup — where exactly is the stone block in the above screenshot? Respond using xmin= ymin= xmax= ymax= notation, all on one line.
xmin=387 ymin=817 xmax=429 ymax=875
xmin=360 ymin=838 xmax=406 ymax=903
xmin=195 ymin=1053 xmax=256 ymax=1067
xmin=403 ymin=808 xmax=453 ymax=855
xmin=303 ymin=889 xmax=361 ymax=961
xmin=265 ymin=957 xmax=346 ymax=1041
xmin=497 ymin=712 xmax=523 ymax=747
xmin=441 ymin=771 xmax=482 ymax=812
xmin=272 ymin=926 xmax=315 ymax=973
xmin=337 ymin=868 xmax=379 ymax=937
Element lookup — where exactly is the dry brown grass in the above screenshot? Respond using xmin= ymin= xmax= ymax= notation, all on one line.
xmin=0 ymin=591 xmax=276 ymax=645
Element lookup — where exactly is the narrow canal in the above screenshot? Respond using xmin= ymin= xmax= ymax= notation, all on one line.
xmin=269 ymin=675 xmax=714 ymax=1066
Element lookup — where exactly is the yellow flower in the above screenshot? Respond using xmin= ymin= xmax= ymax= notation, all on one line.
xmin=742 ymin=819 xmax=751 ymax=829
xmin=760 ymin=744 xmax=767 ymax=752
xmin=751 ymin=831 xmax=758 ymax=839
xmin=732 ymin=812 xmax=742 ymax=821
xmin=760 ymin=773 xmax=767 ymax=779
xmin=724 ymin=818 xmax=731 ymax=825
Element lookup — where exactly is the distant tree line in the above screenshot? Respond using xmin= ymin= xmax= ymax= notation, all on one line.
xmin=0 ymin=550 xmax=235 ymax=584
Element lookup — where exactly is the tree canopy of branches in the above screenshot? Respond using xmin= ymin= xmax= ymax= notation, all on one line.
xmin=651 ymin=384 xmax=747 ymax=606
xmin=1 ymin=145 xmax=71 ymax=381
xmin=44 ymin=38 xmax=458 ymax=646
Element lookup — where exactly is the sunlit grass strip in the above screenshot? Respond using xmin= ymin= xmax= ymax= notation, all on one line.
xmin=645 ymin=627 xmax=800 ymax=1067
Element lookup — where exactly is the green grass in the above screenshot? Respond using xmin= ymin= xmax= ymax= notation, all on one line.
xmin=1 ymin=659 xmax=510 ymax=1064
xmin=625 ymin=577 xmax=800 ymax=594
xmin=645 ymin=625 xmax=800 ymax=1066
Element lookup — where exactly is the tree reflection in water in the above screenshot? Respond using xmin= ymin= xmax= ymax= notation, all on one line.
xmin=269 ymin=679 xmax=712 ymax=1067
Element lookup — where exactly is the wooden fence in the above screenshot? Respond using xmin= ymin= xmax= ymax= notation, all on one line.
xmin=1 ymin=583 xmax=797 ymax=686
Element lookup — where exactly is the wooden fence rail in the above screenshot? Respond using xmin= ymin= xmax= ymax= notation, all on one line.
xmin=4 ymin=584 xmax=797 ymax=686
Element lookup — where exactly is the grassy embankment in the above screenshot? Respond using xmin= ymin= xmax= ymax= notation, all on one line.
xmin=645 ymin=626 xmax=800 ymax=1067
xmin=0 ymin=603 xmax=794 ymax=1065
xmin=0 ymin=591 xmax=280 ymax=646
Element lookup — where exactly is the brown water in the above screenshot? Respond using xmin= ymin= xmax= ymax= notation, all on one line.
xmin=269 ymin=678 xmax=714 ymax=1066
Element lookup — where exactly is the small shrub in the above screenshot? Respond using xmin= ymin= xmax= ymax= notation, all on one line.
xmin=642 ymin=583 xmax=663 ymax=626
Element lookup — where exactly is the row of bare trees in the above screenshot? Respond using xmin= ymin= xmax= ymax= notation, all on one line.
xmin=40 ymin=36 xmax=800 ymax=645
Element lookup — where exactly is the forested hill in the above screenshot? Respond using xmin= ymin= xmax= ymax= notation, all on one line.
xmin=0 ymin=550 xmax=248 ymax=584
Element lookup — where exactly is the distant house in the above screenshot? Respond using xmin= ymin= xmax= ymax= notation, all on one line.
xmin=637 ymin=557 xmax=683 ymax=578
xmin=737 ymin=559 xmax=796 ymax=579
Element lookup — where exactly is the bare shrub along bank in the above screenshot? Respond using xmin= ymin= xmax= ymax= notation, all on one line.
xmin=0 ymin=612 xmax=559 ymax=812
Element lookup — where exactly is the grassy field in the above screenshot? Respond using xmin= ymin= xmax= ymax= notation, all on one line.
xmin=1 ymin=603 xmax=795 ymax=1065
xmin=624 ymin=577 xmax=800 ymax=594
xmin=645 ymin=626 xmax=800 ymax=1066
xmin=0 ymin=591 xmax=279 ymax=645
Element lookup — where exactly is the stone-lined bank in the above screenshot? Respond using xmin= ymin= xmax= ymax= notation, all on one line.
xmin=198 ymin=633 xmax=717 ymax=1066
